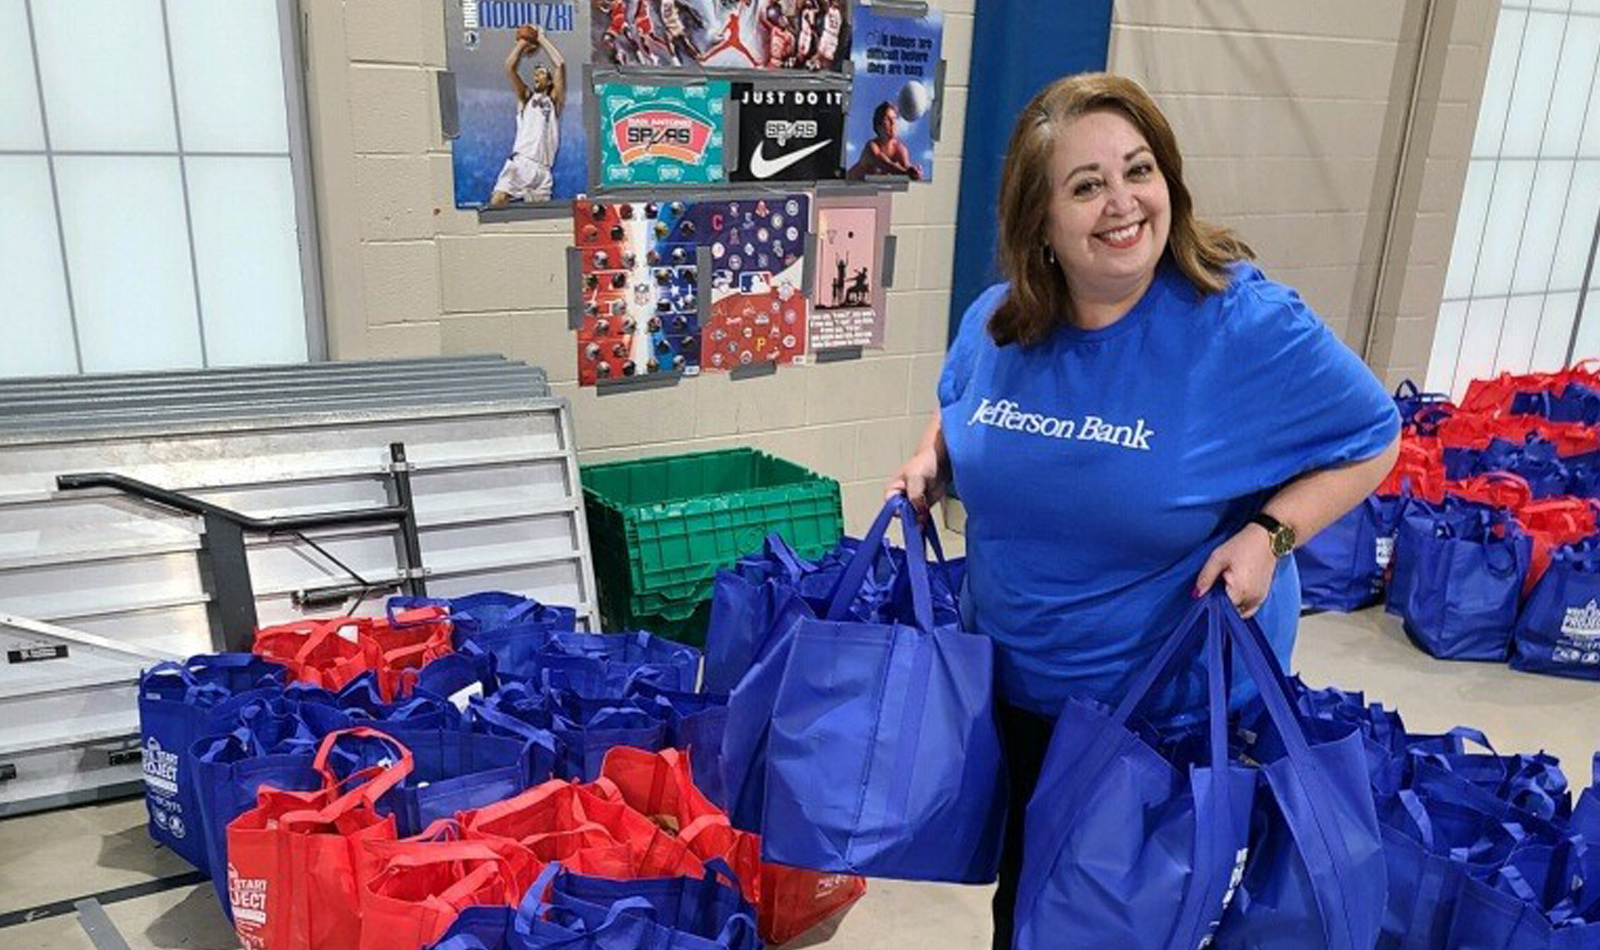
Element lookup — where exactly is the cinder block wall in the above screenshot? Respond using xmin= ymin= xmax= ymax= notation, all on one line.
xmin=1108 ymin=0 xmax=1498 ymax=388
xmin=300 ymin=0 xmax=974 ymax=534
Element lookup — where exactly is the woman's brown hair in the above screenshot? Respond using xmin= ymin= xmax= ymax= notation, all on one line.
xmin=989 ymin=72 xmax=1254 ymax=347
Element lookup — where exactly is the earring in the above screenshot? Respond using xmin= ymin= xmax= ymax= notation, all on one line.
xmin=1042 ymin=244 xmax=1057 ymax=266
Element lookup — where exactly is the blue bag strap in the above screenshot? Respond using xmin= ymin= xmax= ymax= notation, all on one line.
xmin=1017 ymin=592 xmax=1220 ymax=920
xmin=1395 ymin=789 xmax=1436 ymax=852
xmin=469 ymin=698 xmax=548 ymax=742
xmin=1224 ymin=601 xmax=1372 ymax=950
xmin=764 ymin=532 xmax=810 ymax=582
xmin=824 ymin=495 xmax=933 ymax=632
xmin=141 ymin=660 xmax=199 ymax=692
xmin=714 ymin=912 xmax=760 ymax=950
xmin=823 ymin=495 xmax=905 ymax=622
xmin=514 ymin=861 xmax=564 ymax=932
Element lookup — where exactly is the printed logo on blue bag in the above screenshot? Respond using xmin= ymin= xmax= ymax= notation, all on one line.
xmin=142 ymin=737 xmax=179 ymax=797
xmin=1560 ymin=600 xmax=1600 ymax=640
xmin=1197 ymin=847 xmax=1250 ymax=949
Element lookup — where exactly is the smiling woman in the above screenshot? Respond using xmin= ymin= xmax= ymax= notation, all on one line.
xmin=885 ymin=71 xmax=1402 ymax=950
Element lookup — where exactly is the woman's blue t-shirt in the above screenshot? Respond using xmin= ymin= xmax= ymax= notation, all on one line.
xmin=939 ymin=259 xmax=1400 ymax=723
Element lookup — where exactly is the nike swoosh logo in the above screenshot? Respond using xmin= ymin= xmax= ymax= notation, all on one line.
xmin=748 ymin=138 xmax=833 ymax=179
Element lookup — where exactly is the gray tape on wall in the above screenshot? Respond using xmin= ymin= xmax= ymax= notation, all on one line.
xmin=437 ymin=71 xmax=460 ymax=139
xmin=696 ymin=245 xmax=712 ymax=326
xmin=931 ymin=59 xmax=947 ymax=142
xmin=566 ymin=247 xmax=585 ymax=330
xmin=802 ymin=232 xmax=818 ymax=298
xmin=882 ymin=234 xmax=898 ymax=289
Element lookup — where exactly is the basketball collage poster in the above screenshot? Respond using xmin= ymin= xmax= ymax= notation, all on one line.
xmin=446 ymin=0 xmax=590 ymax=208
xmin=846 ymin=5 xmax=942 ymax=182
xmin=590 ymin=0 xmax=851 ymax=73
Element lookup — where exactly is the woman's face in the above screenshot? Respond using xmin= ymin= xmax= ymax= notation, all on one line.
xmin=1044 ymin=109 xmax=1171 ymax=304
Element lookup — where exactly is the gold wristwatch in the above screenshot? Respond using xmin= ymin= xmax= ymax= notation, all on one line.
xmin=1250 ymin=513 xmax=1296 ymax=558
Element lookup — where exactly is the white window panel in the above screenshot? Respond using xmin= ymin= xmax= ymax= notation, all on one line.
xmin=0 ymin=0 xmax=43 ymax=150
xmin=1473 ymin=161 xmax=1538 ymax=297
xmin=186 ymin=157 xmax=306 ymax=366
xmin=1582 ymin=43 xmax=1600 ymax=157
xmin=1497 ymin=295 xmax=1545 ymax=374
xmin=1554 ymin=161 xmax=1600 ymax=289
xmin=1455 ymin=297 xmax=1515 ymax=397
xmin=1444 ymin=160 xmax=1495 ymax=299
xmin=33 ymin=0 xmax=176 ymax=152
xmin=55 ymin=156 xmax=202 ymax=372
xmin=1502 ymin=13 xmax=1566 ymax=158
xmin=1534 ymin=291 xmax=1582 ymax=370
xmin=1574 ymin=301 xmax=1600 ymax=359
xmin=1426 ymin=300 xmax=1470 ymax=396
xmin=167 ymin=0 xmax=289 ymax=153
xmin=1511 ymin=160 xmax=1574 ymax=293
xmin=1475 ymin=10 xmax=1530 ymax=157
xmin=1574 ymin=0 xmax=1600 ymax=14
xmin=0 ymin=157 xmax=76 ymax=376
xmin=1545 ymin=17 xmax=1600 ymax=157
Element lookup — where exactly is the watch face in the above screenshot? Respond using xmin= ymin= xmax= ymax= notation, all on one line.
xmin=1272 ymin=527 xmax=1296 ymax=558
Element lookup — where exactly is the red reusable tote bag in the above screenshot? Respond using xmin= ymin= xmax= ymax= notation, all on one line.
xmin=367 ymin=607 xmax=454 ymax=701
xmin=461 ymin=780 xmax=636 ymax=878
xmin=359 ymin=820 xmax=538 ymax=950
xmin=252 ymin=618 xmax=380 ymax=693
xmin=596 ymin=746 xmax=866 ymax=945
xmin=225 ymin=727 xmax=411 ymax=950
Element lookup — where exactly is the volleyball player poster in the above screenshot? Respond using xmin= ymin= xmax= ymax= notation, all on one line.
xmin=446 ymin=0 xmax=591 ymax=209
xmin=591 ymin=0 xmax=849 ymax=72
xmin=846 ymin=5 xmax=942 ymax=182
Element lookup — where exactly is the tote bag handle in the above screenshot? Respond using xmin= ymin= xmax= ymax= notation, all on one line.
xmin=823 ymin=495 xmax=934 ymax=633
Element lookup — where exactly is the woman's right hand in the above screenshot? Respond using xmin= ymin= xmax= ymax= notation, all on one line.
xmin=886 ymin=444 xmax=947 ymax=517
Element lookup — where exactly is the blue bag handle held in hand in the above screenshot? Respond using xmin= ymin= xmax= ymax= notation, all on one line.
xmin=824 ymin=494 xmax=934 ymax=632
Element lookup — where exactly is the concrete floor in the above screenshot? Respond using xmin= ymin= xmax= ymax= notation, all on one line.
xmin=3 ymin=606 xmax=1598 ymax=949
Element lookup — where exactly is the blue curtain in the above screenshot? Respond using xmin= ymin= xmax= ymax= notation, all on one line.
xmin=948 ymin=0 xmax=1114 ymax=341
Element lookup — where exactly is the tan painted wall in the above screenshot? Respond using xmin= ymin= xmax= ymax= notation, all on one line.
xmin=299 ymin=0 xmax=974 ymax=534
xmin=1108 ymin=0 xmax=1498 ymax=387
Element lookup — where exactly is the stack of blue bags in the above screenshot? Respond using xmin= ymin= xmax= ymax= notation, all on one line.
xmin=1293 ymin=680 xmax=1600 ymax=949
xmin=135 ymin=592 xmax=719 ymax=926
xmin=1295 ymin=375 xmax=1600 ymax=681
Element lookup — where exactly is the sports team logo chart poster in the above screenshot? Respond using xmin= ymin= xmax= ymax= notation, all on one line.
xmin=845 ymin=4 xmax=942 ymax=182
xmin=692 ymin=195 xmax=810 ymax=371
xmin=573 ymin=200 xmax=703 ymax=385
xmin=729 ymin=83 xmax=845 ymax=183
xmin=811 ymin=192 xmax=889 ymax=350
xmin=446 ymin=0 xmax=590 ymax=208
xmin=591 ymin=0 xmax=850 ymax=72
xmin=597 ymin=82 xmax=728 ymax=186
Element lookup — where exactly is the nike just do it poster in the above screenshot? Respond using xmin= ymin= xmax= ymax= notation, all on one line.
xmin=730 ymin=84 xmax=845 ymax=182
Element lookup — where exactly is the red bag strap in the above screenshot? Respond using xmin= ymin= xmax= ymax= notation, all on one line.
xmin=307 ymin=726 xmax=414 ymax=816
xmin=461 ymin=779 xmax=577 ymax=835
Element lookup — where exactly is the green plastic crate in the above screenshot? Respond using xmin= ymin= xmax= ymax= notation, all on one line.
xmin=600 ymin=597 xmax=713 ymax=648
xmin=582 ymin=448 xmax=843 ymax=616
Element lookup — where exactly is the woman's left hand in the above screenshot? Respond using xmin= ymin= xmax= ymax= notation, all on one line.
xmin=1194 ymin=526 xmax=1279 ymax=618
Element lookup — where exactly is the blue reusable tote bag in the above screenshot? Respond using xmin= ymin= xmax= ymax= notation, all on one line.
xmin=761 ymin=495 xmax=1005 ymax=883
xmin=1296 ymin=494 xmax=1404 ymax=612
xmin=1387 ymin=498 xmax=1531 ymax=660
xmin=1513 ymin=541 xmax=1600 ymax=680
xmin=1013 ymin=591 xmax=1257 ymax=950
xmin=137 ymin=654 xmax=284 ymax=871
xmin=1214 ymin=603 xmax=1388 ymax=950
